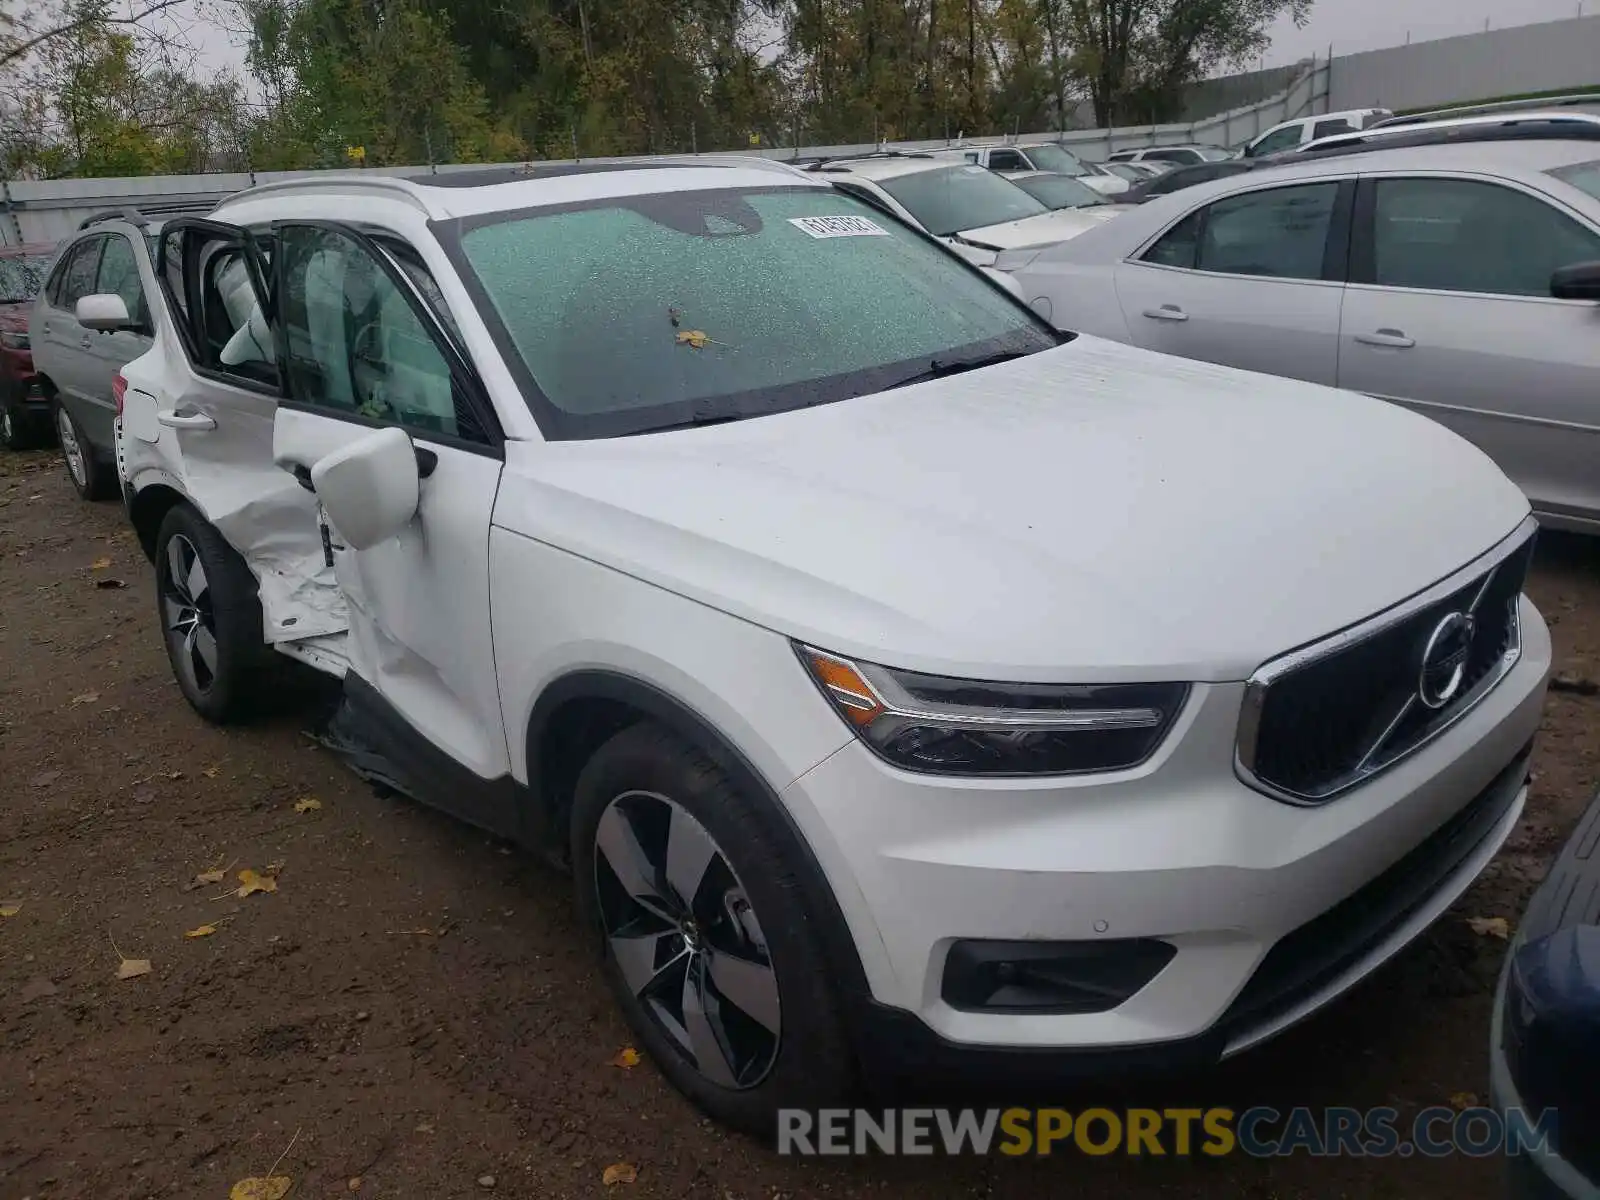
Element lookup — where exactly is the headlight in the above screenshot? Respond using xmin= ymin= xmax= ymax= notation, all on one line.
xmin=796 ymin=644 xmax=1189 ymax=777
xmin=0 ymin=331 xmax=29 ymax=350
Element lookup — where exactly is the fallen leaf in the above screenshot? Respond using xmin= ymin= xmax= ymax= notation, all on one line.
xmin=235 ymin=869 xmax=278 ymax=898
xmin=116 ymin=957 xmax=152 ymax=980
xmin=70 ymin=691 xmax=99 ymax=706
xmin=184 ymin=924 xmax=218 ymax=939
xmin=193 ymin=866 xmax=228 ymax=887
xmin=602 ymin=1163 xmax=638 ymax=1186
xmin=1449 ymin=1091 xmax=1480 ymax=1111
xmin=0 ymin=901 xmax=22 ymax=918
xmin=203 ymin=764 xmax=221 ymax=779
xmin=90 ymin=557 xmax=110 ymax=570
xmin=293 ymin=797 xmax=322 ymax=813
xmin=94 ymin=578 xmax=127 ymax=589
xmin=264 ymin=860 xmax=285 ymax=875
xmin=675 ymin=329 xmax=710 ymax=349
xmin=1467 ymin=916 xmax=1510 ymax=940
xmin=609 ymin=1046 xmax=641 ymax=1069
xmin=230 ymin=1178 xmax=292 ymax=1200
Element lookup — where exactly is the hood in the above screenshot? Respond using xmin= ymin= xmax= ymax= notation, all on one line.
xmin=1083 ymin=176 xmax=1130 ymax=196
xmin=493 ymin=336 xmax=1529 ymax=683
xmin=957 ymin=207 xmax=1115 ymax=251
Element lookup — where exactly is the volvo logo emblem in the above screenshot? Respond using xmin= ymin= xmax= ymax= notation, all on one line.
xmin=1418 ymin=611 xmax=1476 ymax=710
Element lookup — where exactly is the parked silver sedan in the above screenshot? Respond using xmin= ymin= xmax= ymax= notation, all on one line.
xmin=1009 ymin=137 xmax=1600 ymax=533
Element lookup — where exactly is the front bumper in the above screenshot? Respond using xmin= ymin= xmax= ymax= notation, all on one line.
xmin=2 ymin=371 xmax=46 ymax=414
xmin=787 ymin=596 xmax=1551 ymax=1064
xmin=1489 ymin=784 xmax=1600 ymax=1200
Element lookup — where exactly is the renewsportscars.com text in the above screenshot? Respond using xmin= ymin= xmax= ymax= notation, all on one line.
xmin=776 ymin=1106 xmax=1558 ymax=1158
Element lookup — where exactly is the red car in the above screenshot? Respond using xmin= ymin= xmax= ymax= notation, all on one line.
xmin=0 ymin=242 xmax=61 ymax=450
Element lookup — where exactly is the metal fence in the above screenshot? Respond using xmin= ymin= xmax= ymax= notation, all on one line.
xmin=0 ymin=59 xmax=1332 ymax=247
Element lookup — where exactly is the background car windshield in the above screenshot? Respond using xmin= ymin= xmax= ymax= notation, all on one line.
xmin=878 ymin=166 xmax=1048 ymax=235
xmin=1023 ymin=144 xmax=1083 ymax=174
xmin=0 ymin=254 xmax=51 ymax=303
xmin=1012 ymin=173 xmax=1106 ymax=210
xmin=1550 ymin=159 xmax=1600 ymax=202
xmin=1194 ymin=147 xmax=1234 ymax=162
xmin=455 ymin=187 xmax=1054 ymax=438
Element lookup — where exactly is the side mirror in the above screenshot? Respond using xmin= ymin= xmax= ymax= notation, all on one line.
xmin=77 ymin=292 xmax=132 ymax=331
xmin=310 ymin=426 xmax=419 ymax=551
xmin=1551 ymin=261 xmax=1600 ymax=301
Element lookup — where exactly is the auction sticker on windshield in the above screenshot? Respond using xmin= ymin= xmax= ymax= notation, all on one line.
xmin=789 ymin=215 xmax=891 ymax=238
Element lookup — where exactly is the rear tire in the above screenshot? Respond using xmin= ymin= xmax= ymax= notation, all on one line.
xmin=54 ymin=401 xmax=113 ymax=500
xmin=154 ymin=504 xmax=270 ymax=724
xmin=1 ymin=392 xmax=41 ymax=450
xmin=571 ymin=723 xmax=855 ymax=1136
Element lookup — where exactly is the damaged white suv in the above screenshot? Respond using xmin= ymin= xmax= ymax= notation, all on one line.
xmin=114 ymin=160 xmax=1550 ymax=1132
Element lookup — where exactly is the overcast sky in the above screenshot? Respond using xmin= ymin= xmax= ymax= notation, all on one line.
xmin=1262 ymin=0 xmax=1587 ymax=65
xmin=159 ymin=0 xmax=1594 ymax=79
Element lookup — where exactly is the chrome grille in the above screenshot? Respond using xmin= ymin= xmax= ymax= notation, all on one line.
xmin=1238 ymin=523 xmax=1536 ymax=805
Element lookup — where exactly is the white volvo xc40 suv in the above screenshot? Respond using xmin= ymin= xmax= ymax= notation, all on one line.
xmin=112 ymin=159 xmax=1550 ymax=1133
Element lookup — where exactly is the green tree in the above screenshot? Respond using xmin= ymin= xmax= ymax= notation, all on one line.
xmin=241 ymin=0 xmax=527 ymax=169
xmin=1052 ymin=0 xmax=1312 ymax=126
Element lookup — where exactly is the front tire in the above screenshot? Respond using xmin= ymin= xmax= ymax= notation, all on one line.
xmin=154 ymin=504 xmax=268 ymax=724
xmin=54 ymin=401 xmax=113 ymax=500
xmin=571 ymin=723 xmax=855 ymax=1136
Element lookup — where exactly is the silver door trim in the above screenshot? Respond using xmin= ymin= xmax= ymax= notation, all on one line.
xmin=1357 ymin=390 xmax=1600 ymax=435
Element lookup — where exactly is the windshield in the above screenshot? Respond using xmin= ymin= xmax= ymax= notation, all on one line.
xmin=0 ymin=253 xmax=51 ymax=304
xmin=1011 ymin=173 xmax=1106 ymax=210
xmin=1023 ymin=144 xmax=1085 ymax=174
xmin=879 ymin=165 xmax=1049 ymax=236
xmin=1550 ymin=159 xmax=1600 ymax=203
xmin=451 ymin=186 xmax=1056 ymax=439
xmin=1194 ymin=147 xmax=1234 ymax=162
xmin=1104 ymin=164 xmax=1146 ymax=182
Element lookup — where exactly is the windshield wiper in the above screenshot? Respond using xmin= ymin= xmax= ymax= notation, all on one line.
xmin=629 ymin=410 xmax=750 ymax=435
xmin=888 ymin=348 xmax=1038 ymax=389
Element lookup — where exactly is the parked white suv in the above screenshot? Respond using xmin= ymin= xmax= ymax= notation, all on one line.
xmin=116 ymin=160 xmax=1550 ymax=1133
xmin=1242 ymin=107 xmax=1394 ymax=157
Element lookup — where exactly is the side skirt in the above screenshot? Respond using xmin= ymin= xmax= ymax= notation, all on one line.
xmin=315 ymin=671 xmax=536 ymax=848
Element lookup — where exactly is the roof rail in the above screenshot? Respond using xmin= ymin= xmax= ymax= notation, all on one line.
xmin=76 ymin=199 xmax=218 ymax=231
xmin=802 ymin=149 xmax=935 ymax=172
xmin=629 ymin=153 xmax=813 ymax=178
xmin=1286 ymin=114 xmax=1600 ymax=161
xmin=1373 ymin=93 xmax=1600 ymax=129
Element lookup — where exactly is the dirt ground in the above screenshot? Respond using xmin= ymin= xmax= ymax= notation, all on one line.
xmin=1 ymin=445 xmax=1597 ymax=1200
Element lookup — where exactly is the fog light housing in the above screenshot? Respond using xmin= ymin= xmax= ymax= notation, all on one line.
xmin=941 ymin=938 xmax=1177 ymax=1014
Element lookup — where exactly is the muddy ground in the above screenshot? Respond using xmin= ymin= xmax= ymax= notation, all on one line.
xmin=1 ymin=445 xmax=1597 ymax=1199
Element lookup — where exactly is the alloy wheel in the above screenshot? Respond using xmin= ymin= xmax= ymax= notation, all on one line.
xmin=159 ymin=534 xmax=219 ymax=695
xmin=593 ymin=790 xmax=782 ymax=1089
xmin=57 ymin=408 xmax=86 ymax=488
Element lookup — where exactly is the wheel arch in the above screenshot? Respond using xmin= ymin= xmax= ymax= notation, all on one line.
xmin=128 ymin=482 xmax=191 ymax=563
xmin=526 ymin=669 xmax=872 ymax=1002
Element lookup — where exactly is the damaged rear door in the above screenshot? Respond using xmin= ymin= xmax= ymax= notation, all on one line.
xmin=268 ymin=221 xmax=513 ymax=808
xmin=141 ymin=218 xmax=348 ymax=650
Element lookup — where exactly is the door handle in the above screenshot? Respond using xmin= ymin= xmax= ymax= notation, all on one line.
xmin=1354 ymin=329 xmax=1415 ymax=348
xmin=1142 ymin=304 xmax=1188 ymax=322
xmin=157 ymin=407 xmax=217 ymax=431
